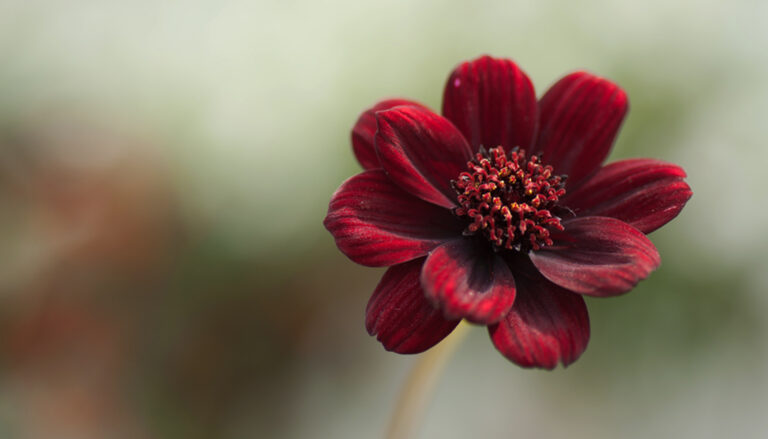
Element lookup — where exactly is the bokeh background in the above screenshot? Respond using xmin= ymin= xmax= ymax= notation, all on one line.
xmin=0 ymin=0 xmax=766 ymax=438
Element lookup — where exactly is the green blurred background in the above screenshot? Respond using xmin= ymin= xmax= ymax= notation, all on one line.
xmin=0 ymin=0 xmax=766 ymax=438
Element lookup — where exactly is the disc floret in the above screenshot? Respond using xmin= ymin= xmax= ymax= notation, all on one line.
xmin=452 ymin=146 xmax=567 ymax=251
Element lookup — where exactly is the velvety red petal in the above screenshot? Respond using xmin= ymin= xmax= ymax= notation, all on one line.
xmin=442 ymin=55 xmax=537 ymax=152
xmin=324 ymin=170 xmax=459 ymax=267
xmin=366 ymin=259 xmax=461 ymax=354
xmin=530 ymin=216 xmax=661 ymax=297
xmin=563 ymin=159 xmax=693 ymax=234
xmin=562 ymin=159 xmax=693 ymax=233
xmin=421 ymin=238 xmax=516 ymax=324
xmin=489 ymin=258 xmax=589 ymax=369
xmin=533 ymin=72 xmax=628 ymax=188
xmin=351 ymin=99 xmax=429 ymax=170
xmin=375 ymin=106 xmax=473 ymax=208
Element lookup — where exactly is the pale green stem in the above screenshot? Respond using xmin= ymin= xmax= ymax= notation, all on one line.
xmin=385 ymin=320 xmax=471 ymax=439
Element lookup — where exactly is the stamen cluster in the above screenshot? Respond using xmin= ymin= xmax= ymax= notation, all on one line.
xmin=452 ymin=146 xmax=567 ymax=251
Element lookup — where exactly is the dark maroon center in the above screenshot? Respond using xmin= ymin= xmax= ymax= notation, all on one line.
xmin=451 ymin=146 xmax=567 ymax=252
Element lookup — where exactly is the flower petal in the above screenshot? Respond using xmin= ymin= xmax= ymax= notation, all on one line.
xmin=352 ymin=99 xmax=429 ymax=170
xmin=324 ymin=170 xmax=459 ymax=267
xmin=366 ymin=259 xmax=461 ymax=354
xmin=529 ymin=216 xmax=661 ymax=297
xmin=375 ymin=106 xmax=473 ymax=208
xmin=489 ymin=257 xmax=590 ymax=369
xmin=534 ymin=72 xmax=628 ymax=188
xmin=563 ymin=159 xmax=693 ymax=234
xmin=421 ymin=238 xmax=516 ymax=324
xmin=442 ymin=55 xmax=537 ymax=152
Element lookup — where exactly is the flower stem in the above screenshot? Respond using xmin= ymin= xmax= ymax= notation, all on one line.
xmin=385 ymin=320 xmax=471 ymax=439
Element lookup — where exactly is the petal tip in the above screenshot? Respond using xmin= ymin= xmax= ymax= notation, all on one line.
xmin=443 ymin=55 xmax=537 ymax=151
xmin=366 ymin=260 xmax=460 ymax=354
xmin=421 ymin=240 xmax=516 ymax=325
xmin=531 ymin=217 xmax=662 ymax=297
xmin=488 ymin=275 xmax=590 ymax=370
xmin=351 ymin=99 xmax=430 ymax=170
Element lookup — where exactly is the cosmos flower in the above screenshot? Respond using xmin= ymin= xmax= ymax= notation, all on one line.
xmin=324 ymin=55 xmax=692 ymax=369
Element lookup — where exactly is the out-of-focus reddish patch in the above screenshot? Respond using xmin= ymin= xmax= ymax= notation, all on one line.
xmin=1 ymin=293 xmax=150 ymax=439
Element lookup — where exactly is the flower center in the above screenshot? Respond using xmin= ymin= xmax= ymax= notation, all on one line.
xmin=452 ymin=146 xmax=567 ymax=252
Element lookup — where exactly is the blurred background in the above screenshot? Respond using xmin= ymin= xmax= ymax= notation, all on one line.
xmin=0 ymin=0 xmax=766 ymax=438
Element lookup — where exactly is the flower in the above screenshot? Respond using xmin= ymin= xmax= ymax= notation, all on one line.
xmin=324 ymin=55 xmax=692 ymax=369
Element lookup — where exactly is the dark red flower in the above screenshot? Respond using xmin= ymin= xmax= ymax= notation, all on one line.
xmin=324 ymin=56 xmax=692 ymax=369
